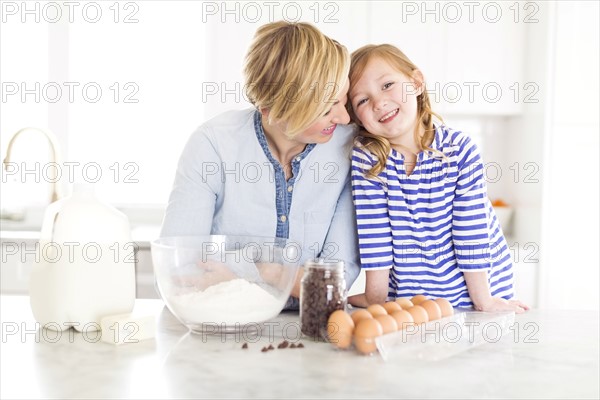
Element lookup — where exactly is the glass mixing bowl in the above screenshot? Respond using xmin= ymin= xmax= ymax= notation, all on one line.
xmin=151 ymin=235 xmax=301 ymax=334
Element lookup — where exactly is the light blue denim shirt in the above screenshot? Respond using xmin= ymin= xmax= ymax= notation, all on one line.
xmin=160 ymin=108 xmax=361 ymax=295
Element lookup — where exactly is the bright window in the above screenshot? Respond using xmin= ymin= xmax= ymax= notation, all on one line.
xmin=2 ymin=2 xmax=207 ymax=208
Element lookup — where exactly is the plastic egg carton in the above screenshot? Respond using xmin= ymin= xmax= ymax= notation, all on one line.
xmin=375 ymin=310 xmax=515 ymax=362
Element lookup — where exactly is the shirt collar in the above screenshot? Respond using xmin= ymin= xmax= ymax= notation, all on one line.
xmin=253 ymin=110 xmax=316 ymax=165
xmin=420 ymin=123 xmax=443 ymax=160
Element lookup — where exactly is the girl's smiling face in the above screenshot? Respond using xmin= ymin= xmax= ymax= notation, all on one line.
xmin=350 ymin=57 xmax=423 ymax=145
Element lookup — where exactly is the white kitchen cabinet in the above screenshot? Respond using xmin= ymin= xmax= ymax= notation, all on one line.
xmin=135 ymin=246 xmax=159 ymax=299
xmin=0 ymin=240 xmax=33 ymax=294
xmin=444 ymin=8 xmax=525 ymax=115
xmin=202 ymin=2 xmax=371 ymax=119
xmin=369 ymin=1 xmax=446 ymax=100
xmin=203 ymin=1 xmax=527 ymax=117
xmin=312 ymin=2 xmax=370 ymax=53
xmin=369 ymin=1 xmax=524 ymax=115
xmin=0 ymin=234 xmax=159 ymax=299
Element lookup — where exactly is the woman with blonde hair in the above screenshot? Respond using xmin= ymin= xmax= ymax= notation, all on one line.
xmin=161 ymin=21 xmax=360 ymax=309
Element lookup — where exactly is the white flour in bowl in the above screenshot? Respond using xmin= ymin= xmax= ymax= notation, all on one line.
xmin=168 ymin=278 xmax=283 ymax=326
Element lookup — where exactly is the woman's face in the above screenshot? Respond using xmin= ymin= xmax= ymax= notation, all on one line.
xmin=293 ymin=80 xmax=351 ymax=145
xmin=349 ymin=57 xmax=422 ymax=145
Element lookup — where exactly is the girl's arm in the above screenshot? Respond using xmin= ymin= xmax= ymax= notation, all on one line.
xmin=348 ymin=269 xmax=390 ymax=307
xmin=350 ymin=145 xmax=394 ymax=307
xmin=450 ymin=133 xmax=527 ymax=311
xmin=463 ymin=271 xmax=529 ymax=313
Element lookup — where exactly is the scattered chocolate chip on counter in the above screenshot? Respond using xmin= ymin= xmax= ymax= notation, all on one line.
xmin=242 ymin=343 xmax=248 ymax=349
xmin=257 ymin=341 xmax=303 ymax=352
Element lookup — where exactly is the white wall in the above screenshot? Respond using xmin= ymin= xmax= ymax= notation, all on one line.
xmin=537 ymin=2 xmax=600 ymax=310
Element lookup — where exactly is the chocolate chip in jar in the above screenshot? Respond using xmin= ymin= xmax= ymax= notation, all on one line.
xmin=300 ymin=259 xmax=347 ymax=339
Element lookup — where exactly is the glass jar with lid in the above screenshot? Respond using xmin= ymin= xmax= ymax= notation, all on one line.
xmin=300 ymin=259 xmax=347 ymax=339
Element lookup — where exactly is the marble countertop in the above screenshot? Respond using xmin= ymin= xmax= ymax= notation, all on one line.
xmin=1 ymin=295 xmax=598 ymax=399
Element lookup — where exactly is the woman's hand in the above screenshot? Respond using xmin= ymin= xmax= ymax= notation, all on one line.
xmin=172 ymin=259 xmax=237 ymax=291
xmin=255 ymin=262 xmax=284 ymax=286
xmin=195 ymin=259 xmax=237 ymax=290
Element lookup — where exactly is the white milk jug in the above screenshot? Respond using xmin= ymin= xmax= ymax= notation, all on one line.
xmin=30 ymin=184 xmax=136 ymax=332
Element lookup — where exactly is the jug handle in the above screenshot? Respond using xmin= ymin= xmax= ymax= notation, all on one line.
xmin=40 ymin=202 xmax=62 ymax=243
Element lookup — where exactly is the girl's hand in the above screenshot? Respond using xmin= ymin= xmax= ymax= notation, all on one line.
xmin=463 ymin=271 xmax=529 ymax=314
xmin=474 ymin=296 xmax=530 ymax=314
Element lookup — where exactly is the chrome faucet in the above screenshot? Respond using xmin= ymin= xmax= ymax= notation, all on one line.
xmin=2 ymin=127 xmax=63 ymax=204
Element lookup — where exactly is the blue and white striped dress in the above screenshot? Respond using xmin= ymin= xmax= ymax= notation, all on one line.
xmin=351 ymin=125 xmax=514 ymax=307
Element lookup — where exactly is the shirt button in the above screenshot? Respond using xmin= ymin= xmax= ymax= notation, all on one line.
xmin=287 ymin=185 xmax=293 ymax=192
xmin=280 ymin=215 xmax=287 ymax=223
xmin=295 ymin=157 xmax=301 ymax=162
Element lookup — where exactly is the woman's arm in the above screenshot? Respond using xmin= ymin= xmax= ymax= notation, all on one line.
xmin=318 ymin=177 xmax=361 ymax=291
xmin=463 ymin=271 xmax=529 ymax=313
xmin=160 ymin=128 xmax=221 ymax=237
xmin=290 ymin=268 xmax=303 ymax=298
xmin=348 ymin=269 xmax=390 ymax=307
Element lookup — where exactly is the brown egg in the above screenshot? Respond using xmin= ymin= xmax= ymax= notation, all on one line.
xmin=410 ymin=294 xmax=428 ymax=305
xmin=351 ymin=309 xmax=373 ymax=326
xmin=406 ymin=305 xmax=429 ymax=325
xmin=383 ymin=301 xmax=402 ymax=314
xmin=366 ymin=304 xmax=388 ymax=317
xmin=434 ymin=298 xmax=454 ymax=318
xmin=390 ymin=310 xmax=415 ymax=330
xmin=395 ymin=298 xmax=414 ymax=309
xmin=420 ymin=300 xmax=442 ymax=321
xmin=375 ymin=314 xmax=398 ymax=334
xmin=354 ymin=318 xmax=383 ymax=355
xmin=327 ymin=310 xmax=354 ymax=349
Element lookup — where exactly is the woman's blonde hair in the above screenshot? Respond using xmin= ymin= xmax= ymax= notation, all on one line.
xmin=244 ymin=21 xmax=350 ymax=137
xmin=348 ymin=44 xmax=444 ymax=178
